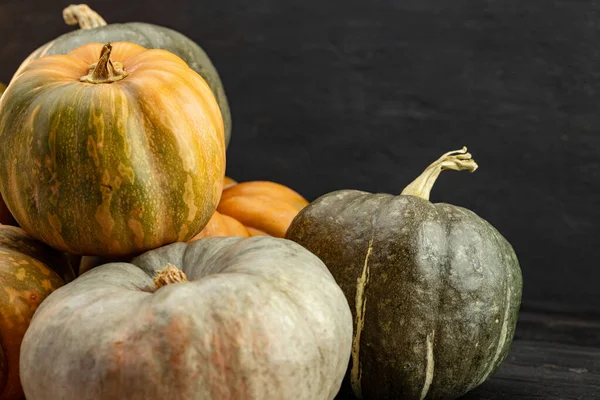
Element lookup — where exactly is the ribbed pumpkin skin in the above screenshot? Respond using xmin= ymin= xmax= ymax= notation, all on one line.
xmin=14 ymin=22 xmax=232 ymax=148
xmin=0 ymin=42 xmax=225 ymax=257
xmin=20 ymin=237 xmax=353 ymax=400
xmin=0 ymin=225 xmax=74 ymax=400
xmin=286 ymin=191 xmax=523 ymax=400
xmin=0 ymin=83 xmax=14 ymax=226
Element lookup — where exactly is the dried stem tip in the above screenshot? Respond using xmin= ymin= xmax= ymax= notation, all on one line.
xmin=401 ymin=146 xmax=478 ymax=201
xmin=80 ymin=42 xmax=128 ymax=84
xmin=153 ymin=263 xmax=188 ymax=290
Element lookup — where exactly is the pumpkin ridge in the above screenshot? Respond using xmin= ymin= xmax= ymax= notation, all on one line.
xmin=219 ymin=259 xmax=336 ymax=394
xmin=19 ymin=83 xmax=79 ymax=250
xmin=123 ymin=65 xmax=222 ymax=246
xmin=120 ymin=88 xmax=171 ymax=248
xmin=424 ymin=201 xmax=453 ymax=399
xmin=431 ymin=203 xmax=473 ymax=396
xmin=428 ymin=202 xmax=519 ymax=397
xmin=344 ymin=192 xmax=385 ymax=399
xmin=472 ymin=214 xmax=521 ymax=389
xmin=130 ymin=62 xmax=224 ymax=144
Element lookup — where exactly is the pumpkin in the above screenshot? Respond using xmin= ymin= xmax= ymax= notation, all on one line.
xmin=0 ymin=42 xmax=225 ymax=257
xmin=192 ymin=177 xmax=309 ymax=240
xmin=0 ymin=225 xmax=75 ymax=400
xmin=20 ymin=236 xmax=353 ymax=400
xmin=286 ymin=148 xmax=523 ymax=400
xmin=0 ymin=84 xmax=16 ymax=227
xmin=12 ymin=4 xmax=232 ymax=147
xmin=76 ymin=178 xmax=308 ymax=274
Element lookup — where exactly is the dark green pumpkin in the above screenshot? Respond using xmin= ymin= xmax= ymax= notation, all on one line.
xmin=13 ymin=4 xmax=231 ymax=148
xmin=286 ymin=148 xmax=523 ymax=400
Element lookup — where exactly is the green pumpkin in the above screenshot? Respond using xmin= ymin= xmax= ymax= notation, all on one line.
xmin=286 ymin=148 xmax=523 ymax=400
xmin=13 ymin=4 xmax=231 ymax=148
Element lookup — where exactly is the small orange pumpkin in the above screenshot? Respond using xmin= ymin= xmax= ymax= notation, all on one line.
xmin=191 ymin=177 xmax=309 ymax=240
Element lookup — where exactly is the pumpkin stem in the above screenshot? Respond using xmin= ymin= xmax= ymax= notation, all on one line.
xmin=400 ymin=147 xmax=478 ymax=200
xmin=80 ymin=43 xmax=128 ymax=84
xmin=63 ymin=4 xmax=107 ymax=29
xmin=153 ymin=263 xmax=189 ymax=290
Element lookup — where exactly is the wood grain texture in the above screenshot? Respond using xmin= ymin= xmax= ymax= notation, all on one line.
xmin=462 ymin=311 xmax=600 ymax=400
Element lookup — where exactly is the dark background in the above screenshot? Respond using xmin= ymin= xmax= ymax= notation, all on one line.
xmin=1 ymin=0 xmax=597 ymax=316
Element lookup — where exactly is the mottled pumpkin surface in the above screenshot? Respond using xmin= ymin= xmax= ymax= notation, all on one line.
xmin=0 ymin=84 xmax=16 ymax=227
xmin=13 ymin=10 xmax=232 ymax=147
xmin=287 ymin=190 xmax=523 ymax=400
xmin=0 ymin=225 xmax=74 ymax=400
xmin=0 ymin=42 xmax=225 ymax=257
xmin=20 ymin=237 xmax=352 ymax=400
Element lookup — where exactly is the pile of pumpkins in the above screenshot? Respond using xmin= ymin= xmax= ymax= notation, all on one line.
xmin=0 ymin=5 xmax=523 ymax=400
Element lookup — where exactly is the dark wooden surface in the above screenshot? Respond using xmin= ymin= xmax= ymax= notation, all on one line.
xmin=333 ymin=311 xmax=600 ymax=399
xmin=1 ymin=1 xmax=599 ymax=399
xmin=461 ymin=311 xmax=600 ymax=400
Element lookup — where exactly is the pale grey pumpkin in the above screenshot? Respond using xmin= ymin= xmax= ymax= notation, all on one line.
xmin=20 ymin=236 xmax=353 ymax=400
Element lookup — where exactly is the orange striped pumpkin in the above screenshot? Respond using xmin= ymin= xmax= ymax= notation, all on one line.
xmin=0 ymin=42 xmax=225 ymax=257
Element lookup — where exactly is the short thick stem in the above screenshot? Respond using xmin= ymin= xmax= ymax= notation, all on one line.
xmin=400 ymin=147 xmax=478 ymax=200
xmin=79 ymin=43 xmax=128 ymax=84
xmin=63 ymin=4 xmax=107 ymax=29
xmin=153 ymin=263 xmax=188 ymax=290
